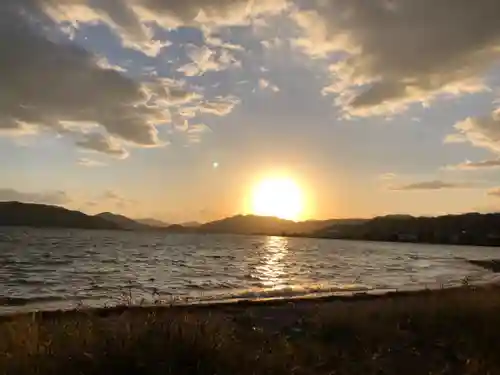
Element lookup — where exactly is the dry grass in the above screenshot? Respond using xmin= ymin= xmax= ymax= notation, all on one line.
xmin=1 ymin=286 xmax=500 ymax=375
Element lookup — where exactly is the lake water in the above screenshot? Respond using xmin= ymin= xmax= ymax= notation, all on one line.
xmin=1 ymin=227 xmax=499 ymax=314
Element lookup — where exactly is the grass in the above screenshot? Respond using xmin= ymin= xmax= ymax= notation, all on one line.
xmin=1 ymin=285 xmax=500 ymax=375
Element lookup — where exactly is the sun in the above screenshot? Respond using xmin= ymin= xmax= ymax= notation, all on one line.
xmin=251 ymin=177 xmax=304 ymax=221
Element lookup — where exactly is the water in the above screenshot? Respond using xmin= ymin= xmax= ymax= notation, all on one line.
xmin=1 ymin=227 xmax=499 ymax=314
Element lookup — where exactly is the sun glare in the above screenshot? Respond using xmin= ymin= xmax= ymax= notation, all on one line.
xmin=251 ymin=177 xmax=304 ymax=221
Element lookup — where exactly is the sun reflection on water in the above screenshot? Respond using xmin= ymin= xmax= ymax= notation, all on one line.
xmin=255 ymin=236 xmax=289 ymax=289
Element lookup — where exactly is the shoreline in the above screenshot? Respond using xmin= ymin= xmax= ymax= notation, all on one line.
xmin=1 ymin=256 xmax=499 ymax=318
xmin=2 ymin=257 xmax=499 ymax=318
xmin=1 ymin=279 xmax=498 ymax=322
xmin=2 ymin=283 xmax=500 ymax=374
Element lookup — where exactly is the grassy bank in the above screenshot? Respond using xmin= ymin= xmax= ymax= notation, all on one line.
xmin=1 ymin=285 xmax=500 ymax=375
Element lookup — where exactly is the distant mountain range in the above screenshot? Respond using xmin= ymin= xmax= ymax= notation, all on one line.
xmin=135 ymin=218 xmax=200 ymax=228
xmin=0 ymin=202 xmax=121 ymax=230
xmin=314 ymin=213 xmax=500 ymax=246
xmin=0 ymin=201 xmax=362 ymax=235
xmin=2 ymin=201 xmax=500 ymax=246
xmin=197 ymin=215 xmax=364 ymax=236
xmin=135 ymin=218 xmax=171 ymax=228
xmin=95 ymin=212 xmax=152 ymax=230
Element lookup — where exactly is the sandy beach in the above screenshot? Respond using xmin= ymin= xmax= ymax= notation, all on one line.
xmin=2 ymin=280 xmax=500 ymax=375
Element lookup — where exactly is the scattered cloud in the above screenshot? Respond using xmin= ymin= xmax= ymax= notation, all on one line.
xmin=447 ymin=108 xmax=500 ymax=154
xmin=187 ymin=123 xmax=212 ymax=144
xmin=258 ymin=79 xmax=280 ymax=92
xmin=443 ymin=133 xmax=468 ymax=144
xmin=205 ymin=34 xmax=244 ymax=51
xmin=445 ymin=158 xmax=500 ymax=171
xmin=488 ymin=188 xmax=500 ymax=197
xmin=199 ymin=96 xmax=241 ymax=116
xmin=390 ymin=180 xmax=475 ymax=191
xmin=0 ymin=188 xmax=69 ymax=205
xmin=261 ymin=37 xmax=284 ymax=50
xmin=379 ymin=173 xmax=396 ymax=180
xmin=178 ymin=45 xmax=240 ymax=76
xmin=95 ymin=56 xmax=128 ymax=73
xmin=75 ymin=133 xmax=129 ymax=159
xmin=78 ymin=158 xmax=107 ymax=168
xmin=39 ymin=0 xmax=288 ymax=57
xmin=0 ymin=2 xmax=242 ymax=158
xmin=0 ymin=3 xmax=171 ymax=151
xmin=292 ymin=0 xmax=500 ymax=117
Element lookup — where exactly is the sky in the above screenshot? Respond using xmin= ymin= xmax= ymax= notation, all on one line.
xmin=2 ymin=0 xmax=500 ymax=223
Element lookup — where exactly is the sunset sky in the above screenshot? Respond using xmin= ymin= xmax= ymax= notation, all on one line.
xmin=2 ymin=0 xmax=500 ymax=222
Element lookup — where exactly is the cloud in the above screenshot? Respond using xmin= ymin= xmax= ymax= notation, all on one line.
xmin=187 ymin=123 xmax=212 ymax=144
xmin=75 ymin=133 xmax=129 ymax=159
xmin=177 ymin=45 xmax=240 ymax=76
xmin=390 ymin=180 xmax=475 ymax=191
xmin=293 ymin=0 xmax=500 ymax=117
xmin=447 ymin=108 xmax=500 ymax=154
xmin=379 ymin=173 xmax=396 ymax=180
xmin=38 ymin=0 xmax=288 ymax=56
xmin=205 ymin=34 xmax=244 ymax=51
xmin=78 ymin=158 xmax=107 ymax=168
xmin=445 ymin=158 xmax=500 ymax=171
xmin=488 ymin=188 xmax=500 ymax=197
xmin=0 ymin=2 xmax=235 ymax=157
xmin=261 ymin=37 xmax=284 ymax=50
xmin=0 ymin=3 xmax=170 ymax=149
xmin=258 ymin=79 xmax=280 ymax=92
xmin=199 ymin=96 xmax=240 ymax=116
xmin=443 ymin=133 xmax=468 ymax=144
xmin=0 ymin=188 xmax=69 ymax=205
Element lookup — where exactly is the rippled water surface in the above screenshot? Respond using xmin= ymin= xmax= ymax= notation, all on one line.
xmin=1 ymin=227 xmax=499 ymax=313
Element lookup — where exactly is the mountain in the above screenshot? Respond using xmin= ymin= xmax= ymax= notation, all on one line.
xmin=180 ymin=221 xmax=201 ymax=228
xmin=136 ymin=218 xmax=170 ymax=228
xmin=199 ymin=215 xmax=295 ymax=235
xmin=197 ymin=215 xmax=365 ymax=236
xmin=0 ymin=202 xmax=121 ymax=230
xmin=316 ymin=213 xmax=500 ymax=246
xmin=95 ymin=212 xmax=152 ymax=230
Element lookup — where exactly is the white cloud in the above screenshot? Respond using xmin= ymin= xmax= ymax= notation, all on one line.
xmin=205 ymin=34 xmax=244 ymax=51
xmin=0 ymin=3 xmax=175 ymax=152
xmin=448 ymin=109 xmax=500 ymax=154
xmin=258 ymin=78 xmax=280 ymax=92
xmin=187 ymin=123 xmax=212 ymax=143
xmin=178 ymin=44 xmax=240 ymax=76
xmin=75 ymin=133 xmax=129 ymax=159
xmin=443 ymin=133 xmax=468 ymax=144
xmin=292 ymin=0 xmax=500 ymax=117
xmin=445 ymin=159 xmax=500 ymax=171
xmin=0 ymin=3 xmax=239 ymax=157
xmin=379 ymin=173 xmax=396 ymax=181
xmin=78 ymin=158 xmax=107 ymax=167
xmin=261 ymin=38 xmax=283 ymax=50
xmin=199 ymin=96 xmax=240 ymax=116
xmin=95 ymin=56 xmax=128 ymax=73
xmin=37 ymin=0 xmax=288 ymax=56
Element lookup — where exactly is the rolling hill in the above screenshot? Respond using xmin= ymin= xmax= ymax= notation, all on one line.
xmin=198 ymin=215 xmax=366 ymax=236
xmin=95 ymin=212 xmax=152 ymax=230
xmin=0 ymin=202 xmax=121 ymax=230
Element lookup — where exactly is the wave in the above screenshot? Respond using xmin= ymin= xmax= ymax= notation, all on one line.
xmin=223 ymin=284 xmax=372 ymax=301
